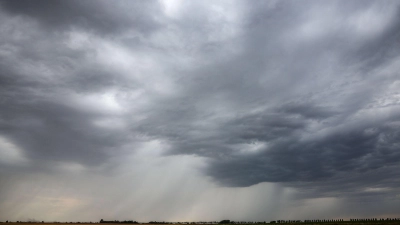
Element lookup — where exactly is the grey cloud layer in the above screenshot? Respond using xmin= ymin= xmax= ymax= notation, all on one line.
xmin=1 ymin=0 xmax=400 ymax=202
xmin=0 ymin=0 xmax=163 ymax=35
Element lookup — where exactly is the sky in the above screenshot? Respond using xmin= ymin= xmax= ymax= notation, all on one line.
xmin=1 ymin=0 xmax=400 ymax=222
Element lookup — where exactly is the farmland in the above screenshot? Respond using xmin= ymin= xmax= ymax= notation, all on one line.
xmin=2 ymin=221 xmax=400 ymax=225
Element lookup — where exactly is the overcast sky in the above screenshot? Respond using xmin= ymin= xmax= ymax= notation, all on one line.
xmin=1 ymin=0 xmax=400 ymax=222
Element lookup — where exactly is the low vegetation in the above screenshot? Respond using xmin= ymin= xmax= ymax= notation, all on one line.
xmin=1 ymin=218 xmax=400 ymax=225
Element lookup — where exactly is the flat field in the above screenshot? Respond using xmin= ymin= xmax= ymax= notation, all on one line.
xmin=3 ymin=222 xmax=400 ymax=225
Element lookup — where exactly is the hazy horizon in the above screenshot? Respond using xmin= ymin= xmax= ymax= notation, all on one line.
xmin=1 ymin=0 xmax=400 ymax=222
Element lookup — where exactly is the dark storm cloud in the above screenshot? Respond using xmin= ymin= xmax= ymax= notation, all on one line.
xmin=1 ymin=0 xmax=400 ymax=205
xmin=0 ymin=99 xmax=128 ymax=165
xmin=206 ymin=120 xmax=400 ymax=186
xmin=0 ymin=0 xmax=147 ymax=170
xmin=130 ymin=0 xmax=400 ymax=198
xmin=0 ymin=0 xmax=163 ymax=35
xmin=278 ymin=102 xmax=337 ymax=120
